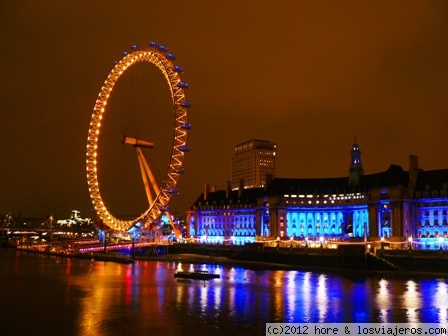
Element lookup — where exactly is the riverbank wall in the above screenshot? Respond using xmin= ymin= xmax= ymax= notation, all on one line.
xmin=169 ymin=243 xmax=448 ymax=276
xmin=9 ymin=240 xmax=448 ymax=276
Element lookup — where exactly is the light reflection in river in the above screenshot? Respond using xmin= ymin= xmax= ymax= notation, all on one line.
xmin=403 ymin=280 xmax=420 ymax=323
xmin=317 ymin=274 xmax=328 ymax=322
xmin=1 ymin=249 xmax=448 ymax=336
xmin=302 ymin=271 xmax=312 ymax=322
xmin=436 ymin=281 xmax=448 ymax=323
xmin=285 ymin=271 xmax=297 ymax=322
xmin=376 ymin=278 xmax=390 ymax=322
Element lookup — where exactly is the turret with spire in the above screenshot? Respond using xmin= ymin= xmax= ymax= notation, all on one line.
xmin=348 ymin=137 xmax=364 ymax=186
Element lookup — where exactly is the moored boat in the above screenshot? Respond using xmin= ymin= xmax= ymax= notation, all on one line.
xmin=174 ymin=270 xmax=220 ymax=280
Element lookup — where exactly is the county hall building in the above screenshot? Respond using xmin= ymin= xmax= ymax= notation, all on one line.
xmin=186 ymin=140 xmax=448 ymax=249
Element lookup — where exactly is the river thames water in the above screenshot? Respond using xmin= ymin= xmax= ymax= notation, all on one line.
xmin=1 ymin=248 xmax=447 ymax=336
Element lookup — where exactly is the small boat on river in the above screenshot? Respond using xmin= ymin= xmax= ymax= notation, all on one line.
xmin=174 ymin=270 xmax=220 ymax=281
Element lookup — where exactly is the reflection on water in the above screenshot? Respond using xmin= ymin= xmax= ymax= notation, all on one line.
xmin=317 ymin=274 xmax=328 ymax=322
xmin=436 ymin=282 xmax=448 ymax=322
xmin=1 ymin=249 xmax=447 ymax=336
xmin=376 ymin=278 xmax=390 ymax=323
xmin=403 ymin=280 xmax=420 ymax=323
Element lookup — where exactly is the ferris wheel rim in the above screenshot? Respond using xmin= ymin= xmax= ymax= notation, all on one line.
xmin=86 ymin=43 xmax=189 ymax=232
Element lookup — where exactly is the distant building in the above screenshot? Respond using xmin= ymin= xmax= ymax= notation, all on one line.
xmin=57 ymin=210 xmax=91 ymax=227
xmin=231 ymin=139 xmax=277 ymax=190
xmin=186 ymin=141 xmax=448 ymax=248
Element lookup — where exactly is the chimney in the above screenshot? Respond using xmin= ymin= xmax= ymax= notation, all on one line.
xmin=204 ymin=183 xmax=210 ymax=201
xmin=226 ymin=181 xmax=232 ymax=199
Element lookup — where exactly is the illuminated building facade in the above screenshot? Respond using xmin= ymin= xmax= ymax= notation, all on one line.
xmin=186 ymin=185 xmax=262 ymax=245
xmin=186 ymin=142 xmax=448 ymax=249
xmin=231 ymin=139 xmax=277 ymax=189
xmin=411 ymin=168 xmax=448 ymax=249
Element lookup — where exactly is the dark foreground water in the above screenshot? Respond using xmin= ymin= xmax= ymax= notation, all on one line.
xmin=0 ymin=248 xmax=447 ymax=336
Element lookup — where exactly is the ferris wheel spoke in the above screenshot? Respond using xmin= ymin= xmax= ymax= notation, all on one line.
xmin=137 ymin=148 xmax=154 ymax=206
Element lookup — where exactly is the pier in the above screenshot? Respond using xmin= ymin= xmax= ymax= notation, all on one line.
xmin=14 ymin=239 xmax=172 ymax=264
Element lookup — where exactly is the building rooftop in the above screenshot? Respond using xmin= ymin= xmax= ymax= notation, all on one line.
xmin=415 ymin=168 xmax=448 ymax=192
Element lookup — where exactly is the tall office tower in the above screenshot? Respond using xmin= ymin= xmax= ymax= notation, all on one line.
xmin=231 ymin=139 xmax=277 ymax=190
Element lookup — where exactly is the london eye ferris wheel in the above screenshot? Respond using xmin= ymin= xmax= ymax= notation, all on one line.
xmin=86 ymin=42 xmax=191 ymax=236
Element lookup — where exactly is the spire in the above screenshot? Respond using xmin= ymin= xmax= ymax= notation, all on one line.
xmin=348 ymin=138 xmax=364 ymax=186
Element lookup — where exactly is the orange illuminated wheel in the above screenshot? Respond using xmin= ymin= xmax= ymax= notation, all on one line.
xmin=86 ymin=42 xmax=191 ymax=233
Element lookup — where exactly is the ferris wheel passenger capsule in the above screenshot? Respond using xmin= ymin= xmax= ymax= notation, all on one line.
xmin=122 ymin=51 xmax=128 ymax=56
xmin=130 ymin=44 xmax=138 ymax=50
xmin=173 ymin=65 xmax=183 ymax=73
xmin=177 ymin=81 xmax=188 ymax=89
xmin=158 ymin=45 xmax=168 ymax=52
xmin=181 ymin=123 xmax=192 ymax=130
xmin=175 ymin=168 xmax=185 ymax=174
xmin=179 ymin=145 xmax=190 ymax=152
xmin=167 ymin=188 xmax=179 ymax=195
xmin=148 ymin=41 xmax=158 ymax=47
xmin=160 ymin=205 xmax=170 ymax=211
xmin=166 ymin=53 xmax=176 ymax=60
xmin=151 ymin=219 xmax=162 ymax=226
xmin=180 ymin=101 xmax=191 ymax=108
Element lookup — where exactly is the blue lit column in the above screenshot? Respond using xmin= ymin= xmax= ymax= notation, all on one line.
xmin=379 ymin=203 xmax=391 ymax=238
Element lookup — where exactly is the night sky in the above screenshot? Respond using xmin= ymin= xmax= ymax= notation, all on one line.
xmin=1 ymin=1 xmax=447 ymax=220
